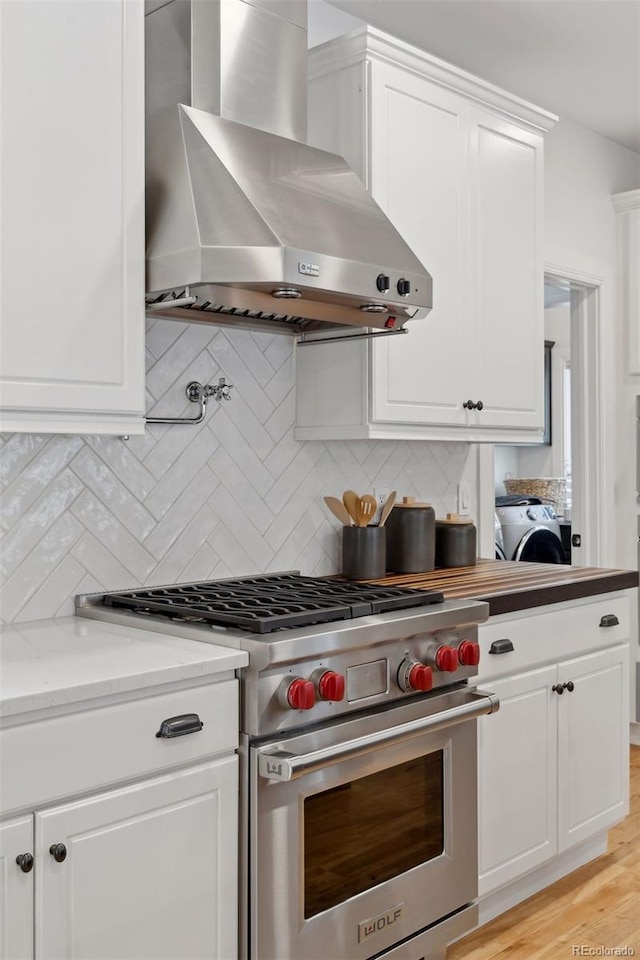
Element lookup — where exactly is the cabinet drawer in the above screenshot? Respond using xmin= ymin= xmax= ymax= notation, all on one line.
xmin=0 ymin=680 xmax=238 ymax=815
xmin=476 ymin=594 xmax=629 ymax=682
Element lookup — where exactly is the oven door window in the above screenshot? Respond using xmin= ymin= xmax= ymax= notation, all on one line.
xmin=304 ymin=752 xmax=444 ymax=918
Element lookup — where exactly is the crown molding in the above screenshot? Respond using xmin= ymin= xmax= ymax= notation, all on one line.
xmin=309 ymin=26 xmax=558 ymax=135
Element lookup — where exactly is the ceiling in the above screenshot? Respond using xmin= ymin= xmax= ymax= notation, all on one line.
xmin=321 ymin=0 xmax=640 ymax=154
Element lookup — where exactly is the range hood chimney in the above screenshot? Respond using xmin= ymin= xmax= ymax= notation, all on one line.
xmin=145 ymin=0 xmax=433 ymax=336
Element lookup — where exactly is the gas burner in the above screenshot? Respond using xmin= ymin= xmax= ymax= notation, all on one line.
xmin=102 ymin=573 xmax=444 ymax=634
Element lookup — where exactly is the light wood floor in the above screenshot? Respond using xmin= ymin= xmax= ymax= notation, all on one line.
xmin=449 ymin=745 xmax=640 ymax=960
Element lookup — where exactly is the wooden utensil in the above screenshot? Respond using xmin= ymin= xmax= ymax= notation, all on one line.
xmin=323 ymin=496 xmax=353 ymax=526
xmin=342 ymin=490 xmax=360 ymax=525
xmin=355 ymin=494 xmax=377 ymax=527
xmin=378 ymin=490 xmax=397 ymax=527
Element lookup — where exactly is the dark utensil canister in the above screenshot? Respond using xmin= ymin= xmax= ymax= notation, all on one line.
xmin=342 ymin=525 xmax=386 ymax=580
xmin=385 ymin=497 xmax=435 ymax=573
xmin=435 ymin=514 xmax=477 ymax=567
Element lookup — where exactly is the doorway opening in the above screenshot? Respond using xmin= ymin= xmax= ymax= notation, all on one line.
xmin=488 ymin=267 xmax=603 ymax=568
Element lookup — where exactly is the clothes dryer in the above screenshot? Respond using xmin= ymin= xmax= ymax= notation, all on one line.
xmin=495 ymin=495 xmax=565 ymax=564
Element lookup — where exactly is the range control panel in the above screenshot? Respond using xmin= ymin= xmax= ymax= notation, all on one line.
xmin=253 ymin=627 xmax=482 ymax=734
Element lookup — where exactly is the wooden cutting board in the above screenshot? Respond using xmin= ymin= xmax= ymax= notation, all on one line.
xmin=363 ymin=558 xmax=638 ymax=616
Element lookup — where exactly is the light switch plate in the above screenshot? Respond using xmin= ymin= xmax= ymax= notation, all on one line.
xmin=457 ymin=482 xmax=471 ymax=515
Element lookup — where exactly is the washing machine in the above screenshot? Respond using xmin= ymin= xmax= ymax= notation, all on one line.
xmin=495 ymin=494 xmax=566 ymax=564
xmin=495 ymin=511 xmax=506 ymax=560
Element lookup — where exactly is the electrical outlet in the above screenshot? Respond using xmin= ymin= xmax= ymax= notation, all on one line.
xmin=374 ymin=488 xmax=390 ymax=508
xmin=457 ymin=482 xmax=471 ymax=515
xmin=374 ymin=488 xmax=390 ymax=521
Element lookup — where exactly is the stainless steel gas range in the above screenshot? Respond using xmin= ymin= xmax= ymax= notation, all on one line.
xmin=78 ymin=574 xmax=499 ymax=960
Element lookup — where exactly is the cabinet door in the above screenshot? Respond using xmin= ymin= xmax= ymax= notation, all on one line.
xmin=368 ymin=61 xmax=476 ymax=427
xmin=478 ymin=666 xmax=557 ymax=895
xmin=557 ymin=644 xmax=629 ymax=851
xmin=0 ymin=0 xmax=145 ymax=435
xmin=0 ymin=816 xmax=33 ymax=960
xmin=35 ymin=758 xmax=238 ymax=960
xmin=466 ymin=107 xmax=544 ymax=432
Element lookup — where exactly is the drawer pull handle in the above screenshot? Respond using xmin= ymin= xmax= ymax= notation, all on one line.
xmin=156 ymin=714 xmax=204 ymax=739
xmin=489 ymin=639 xmax=514 ymax=655
xmin=599 ymin=614 xmax=619 ymax=628
xmin=49 ymin=844 xmax=67 ymax=863
xmin=16 ymin=853 xmax=34 ymax=873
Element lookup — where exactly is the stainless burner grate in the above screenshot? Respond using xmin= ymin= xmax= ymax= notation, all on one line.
xmin=103 ymin=574 xmax=443 ymax=634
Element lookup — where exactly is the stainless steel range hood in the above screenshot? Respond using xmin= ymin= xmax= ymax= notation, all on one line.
xmin=145 ymin=0 xmax=433 ymax=335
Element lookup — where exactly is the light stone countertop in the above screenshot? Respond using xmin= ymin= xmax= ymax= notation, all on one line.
xmin=0 ymin=616 xmax=248 ymax=719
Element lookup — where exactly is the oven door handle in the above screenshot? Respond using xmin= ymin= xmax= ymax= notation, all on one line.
xmin=257 ymin=690 xmax=499 ymax=782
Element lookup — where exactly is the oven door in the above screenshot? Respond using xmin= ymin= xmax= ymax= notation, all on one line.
xmin=250 ymin=687 xmax=498 ymax=960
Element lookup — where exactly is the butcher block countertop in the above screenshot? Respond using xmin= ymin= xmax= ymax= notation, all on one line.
xmin=367 ymin=559 xmax=639 ymax=616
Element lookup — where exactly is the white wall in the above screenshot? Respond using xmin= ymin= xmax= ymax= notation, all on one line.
xmin=543 ymin=119 xmax=640 ymax=568
xmin=308 ymin=0 xmax=363 ymax=46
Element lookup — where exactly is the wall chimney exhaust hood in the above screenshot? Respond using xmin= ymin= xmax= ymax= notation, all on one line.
xmin=145 ymin=0 xmax=433 ymax=338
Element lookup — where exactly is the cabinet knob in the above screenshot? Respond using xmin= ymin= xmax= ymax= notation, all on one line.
xmin=463 ymin=399 xmax=484 ymax=411
xmin=553 ymin=681 xmax=575 ymax=695
xmin=16 ymin=853 xmax=34 ymax=873
xmin=49 ymin=843 xmax=67 ymax=863
xmin=565 ymin=681 xmax=575 ymax=693
xmin=552 ymin=683 xmax=565 ymax=695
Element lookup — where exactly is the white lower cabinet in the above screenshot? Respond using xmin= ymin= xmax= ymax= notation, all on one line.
xmin=557 ymin=647 xmax=628 ymax=850
xmin=2 ymin=760 xmax=238 ymax=960
xmin=478 ymin=665 xmax=558 ymax=895
xmin=36 ymin=759 xmax=237 ymax=960
xmin=0 ymin=676 xmax=241 ymax=960
xmin=0 ymin=817 xmax=33 ymax=960
xmin=478 ymin=599 xmax=630 ymax=900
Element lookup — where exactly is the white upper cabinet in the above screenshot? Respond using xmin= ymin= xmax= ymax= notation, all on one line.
xmin=0 ymin=0 xmax=145 ymax=435
xmin=613 ymin=190 xmax=640 ymax=375
xmin=296 ymin=29 xmax=556 ymax=442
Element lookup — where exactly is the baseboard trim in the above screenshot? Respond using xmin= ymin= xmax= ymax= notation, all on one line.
xmin=476 ymin=834 xmax=608 ymax=928
xmin=630 ymin=722 xmax=640 ymax=746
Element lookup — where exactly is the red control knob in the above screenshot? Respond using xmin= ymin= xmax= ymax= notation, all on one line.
xmin=458 ymin=640 xmax=480 ymax=666
xmin=287 ymin=678 xmax=316 ymax=710
xmin=397 ymin=659 xmax=433 ymax=693
xmin=435 ymin=645 xmax=459 ymax=672
xmin=317 ymin=671 xmax=345 ymax=702
xmin=407 ymin=663 xmax=433 ymax=692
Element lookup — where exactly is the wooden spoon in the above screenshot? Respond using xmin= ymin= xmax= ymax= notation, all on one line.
xmin=378 ymin=490 xmax=397 ymax=527
xmin=355 ymin=494 xmax=377 ymax=527
xmin=323 ymin=496 xmax=353 ymax=526
xmin=342 ymin=490 xmax=360 ymax=525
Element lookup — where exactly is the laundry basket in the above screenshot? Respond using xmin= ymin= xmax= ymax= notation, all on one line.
xmin=503 ymin=477 xmax=567 ymax=515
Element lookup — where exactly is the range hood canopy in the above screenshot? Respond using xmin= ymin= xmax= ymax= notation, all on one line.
xmin=145 ymin=0 xmax=433 ymax=334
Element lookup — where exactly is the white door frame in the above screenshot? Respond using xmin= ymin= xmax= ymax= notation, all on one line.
xmin=546 ymin=262 xmax=605 ymax=567
xmin=477 ymin=262 xmax=606 ymax=567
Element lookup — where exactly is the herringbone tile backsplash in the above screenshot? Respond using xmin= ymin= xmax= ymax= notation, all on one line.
xmin=0 ymin=320 xmax=471 ymax=623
